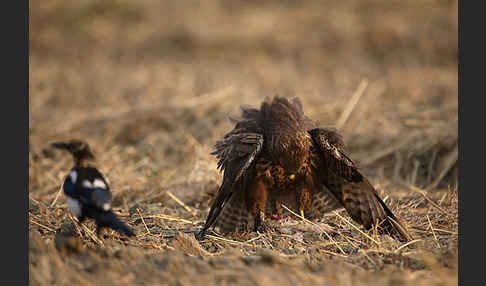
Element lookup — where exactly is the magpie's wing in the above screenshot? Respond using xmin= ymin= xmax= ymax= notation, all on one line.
xmin=63 ymin=168 xmax=113 ymax=211
xmin=196 ymin=130 xmax=263 ymax=239
xmin=309 ymin=127 xmax=412 ymax=241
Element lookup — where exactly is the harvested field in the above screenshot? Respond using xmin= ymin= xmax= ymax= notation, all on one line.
xmin=29 ymin=1 xmax=458 ymax=285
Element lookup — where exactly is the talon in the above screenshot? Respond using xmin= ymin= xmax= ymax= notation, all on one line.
xmin=300 ymin=209 xmax=305 ymax=219
xmin=259 ymin=211 xmax=265 ymax=223
xmin=254 ymin=211 xmax=266 ymax=232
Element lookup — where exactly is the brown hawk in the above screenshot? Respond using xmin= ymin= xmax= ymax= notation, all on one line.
xmin=196 ymin=96 xmax=411 ymax=241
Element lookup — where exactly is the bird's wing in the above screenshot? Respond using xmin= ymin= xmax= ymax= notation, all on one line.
xmin=63 ymin=168 xmax=113 ymax=211
xmin=196 ymin=131 xmax=263 ymax=239
xmin=309 ymin=127 xmax=412 ymax=241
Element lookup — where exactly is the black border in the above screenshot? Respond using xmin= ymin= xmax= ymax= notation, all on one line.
xmin=25 ymin=0 xmax=30 ymax=284
xmin=3 ymin=0 xmax=29 ymax=284
xmin=459 ymin=0 xmax=477 ymax=285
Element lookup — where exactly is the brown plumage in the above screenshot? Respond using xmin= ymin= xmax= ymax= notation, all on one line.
xmin=196 ymin=96 xmax=412 ymax=242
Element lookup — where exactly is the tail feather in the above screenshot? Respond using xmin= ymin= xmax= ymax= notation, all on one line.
xmin=375 ymin=194 xmax=413 ymax=242
xmin=340 ymin=179 xmax=413 ymax=242
xmin=196 ymin=190 xmax=253 ymax=240
xmin=95 ymin=211 xmax=135 ymax=237
xmin=213 ymin=191 xmax=253 ymax=234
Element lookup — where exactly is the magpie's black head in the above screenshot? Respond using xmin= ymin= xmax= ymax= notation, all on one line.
xmin=52 ymin=140 xmax=95 ymax=165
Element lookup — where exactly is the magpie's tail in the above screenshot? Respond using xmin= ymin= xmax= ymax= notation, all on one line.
xmin=95 ymin=211 xmax=135 ymax=237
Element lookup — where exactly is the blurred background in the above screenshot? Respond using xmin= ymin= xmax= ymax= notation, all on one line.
xmin=30 ymin=0 xmax=457 ymax=209
xmin=29 ymin=1 xmax=458 ymax=285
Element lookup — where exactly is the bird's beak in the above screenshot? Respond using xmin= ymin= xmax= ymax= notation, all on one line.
xmin=289 ymin=174 xmax=296 ymax=180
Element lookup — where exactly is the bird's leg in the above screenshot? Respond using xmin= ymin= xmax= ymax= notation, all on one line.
xmin=95 ymin=225 xmax=106 ymax=238
xmin=70 ymin=215 xmax=85 ymax=237
xmin=254 ymin=210 xmax=266 ymax=232
xmin=297 ymin=187 xmax=312 ymax=220
xmin=250 ymin=179 xmax=268 ymax=232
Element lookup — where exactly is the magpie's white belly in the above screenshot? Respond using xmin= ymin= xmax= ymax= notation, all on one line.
xmin=66 ymin=196 xmax=82 ymax=217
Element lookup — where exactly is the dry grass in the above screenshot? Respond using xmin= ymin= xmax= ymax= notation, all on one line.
xmin=30 ymin=0 xmax=458 ymax=285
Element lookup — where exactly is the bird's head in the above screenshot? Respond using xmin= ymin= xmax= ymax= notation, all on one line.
xmin=51 ymin=140 xmax=95 ymax=165
xmin=273 ymin=131 xmax=311 ymax=179
xmin=261 ymin=96 xmax=313 ymax=179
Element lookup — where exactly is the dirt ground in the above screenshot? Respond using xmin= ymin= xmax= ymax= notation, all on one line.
xmin=29 ymin=1 xmax=458 ymax=285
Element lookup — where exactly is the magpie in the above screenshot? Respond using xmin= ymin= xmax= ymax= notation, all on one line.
xmin=52 ymin=140 xmax=135 ymax=237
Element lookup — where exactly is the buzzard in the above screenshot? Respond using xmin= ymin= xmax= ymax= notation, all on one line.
xmin=196 ymin=96 xmax=411 ymax=241
xmin=52 ymin=140 xmax=135 ymax=237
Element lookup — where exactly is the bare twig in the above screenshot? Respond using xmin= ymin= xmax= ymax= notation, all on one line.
xmin=360 ymin=250 xmax=378 ymax=268
xmin=433 ymin=228 xmax=458 ymax=235
xmin=427 ymin=145 xmax=458 ymax=190
xmin=69 ymin=215 xmax=103 ymax=246
xmin=30 ymin=219 xmax=56 ymax=232
xmin=137 ymin=208 xmax=151 ymax=235
xmin=395 ymin=239 xmax=422 ymax=253
xmin=332 ymin=210 xmax=381 ymax=246
xmin=166 ymin=191 xmax=197 ymax=216
xmin=335 ymin=78 xmax=369 ymax=130
xmin=177 ymin=86 xmax=235 ymax=108
xmin=50 ymin=183 xmax=64 ymax=208
xmin=282 ymin=204 xmax=346 ymax=255
xmin=409 ymin=186 xmax=448 ymax=215
xmin=427 ymin=215 xmax=441 ymax=248
xmin=410 ymin=159 xmax=420 ymax=187
xmin=146 ymin=214 xmax=197 ymax=225
xmin=359 ymin=134 xmax=417 ymax=166
xmin=206 ymin=234 xmax=253 ymax=247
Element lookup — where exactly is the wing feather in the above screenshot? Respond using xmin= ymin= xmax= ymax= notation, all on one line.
xmin=309 ymin=127 xmax=412 ymax=241
xmin=63 ymin=167 xmax=113 ymax=212
xmin=196 ymin=131 xmax=263 ymax=239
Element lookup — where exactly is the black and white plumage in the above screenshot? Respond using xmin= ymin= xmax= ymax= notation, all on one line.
xmin=52 ymin=140 xmax=135 ymax=237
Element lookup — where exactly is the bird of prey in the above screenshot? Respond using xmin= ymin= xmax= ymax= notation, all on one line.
xmin=196 ymin=96 xmax=411 ymax=241
xmin=52 ymin=140 xmax=135 ymax=237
